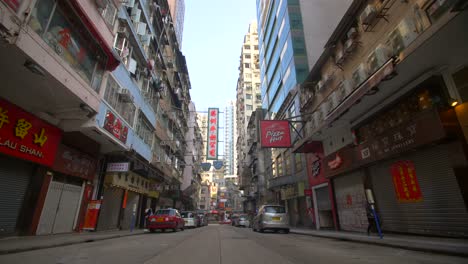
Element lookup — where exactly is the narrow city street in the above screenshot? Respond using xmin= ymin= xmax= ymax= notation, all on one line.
xmin=0 ymin=225 xmax=466 ymax=264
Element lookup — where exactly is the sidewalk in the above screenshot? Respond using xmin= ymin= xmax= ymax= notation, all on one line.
xmin=290 ymin=228 xmax=468 ymax=257
xmin=0 ymin=229 xmax=146 ymax=255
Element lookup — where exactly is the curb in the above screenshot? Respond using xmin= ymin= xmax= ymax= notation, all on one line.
xmin=290 ymin=230 xmax=468 ymax=258
xmin=0 ymin=231 xmax=147 ymax=255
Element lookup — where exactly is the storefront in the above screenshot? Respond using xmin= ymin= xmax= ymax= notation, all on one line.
xmin=0 ymin=97 xmax=62 ymax=235
xmin=280 ymin=182 xmax=312 ymax=227
xmin=323 ymin=80 xmax=468 ymax=237
xmin=36 ymin=144 xmax=97 ymax=235
xmin=97 ymin=162 xmax=150 ymax=230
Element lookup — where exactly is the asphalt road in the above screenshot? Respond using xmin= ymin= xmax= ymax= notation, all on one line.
xmin=0 ymin=225 xmax=466 ymax=264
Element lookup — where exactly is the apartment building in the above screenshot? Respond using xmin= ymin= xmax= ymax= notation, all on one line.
xmin=236 ymin=21 xmax=262 ymax=192
xmin=254 ymin=0 xmax=350 ymax=227
xmin=295 ymin=0 xmax=468 ymax=237
xmin=0 ymin=0 xmax=193 ymax=236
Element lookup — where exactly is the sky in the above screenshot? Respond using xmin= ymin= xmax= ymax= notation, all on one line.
xmin=182 ymin=0 xmax=257 ymax=113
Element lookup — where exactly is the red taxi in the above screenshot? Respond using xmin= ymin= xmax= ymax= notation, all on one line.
xmin=148 ymin=208 xmax=185 ymax=232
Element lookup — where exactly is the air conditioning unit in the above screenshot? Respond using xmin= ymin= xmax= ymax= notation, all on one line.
xmin=124 ymin=0 xmax=135 ymax=8
xmin=335 ymin=48 xmax=345 ymax=65
xmin=136 ymin=22 xmax=147 ymax=35
xmin=347 ymin=27 xmax=358 ymax=39
xmin=128 ymin=58 xmax=137 ymax=74
xmin=360 ymin=4 xmax=377 ymax=25
xmin=131 ymin=8 xmax=141 ymax=23
xmin=118 ymin=88 xmax=134 ymax=102
xmin=331 ymin=91 xmax=341 ymax=109
xmin=340 ymin=79 xmax=355 ymax=97
xmin=166 ymin=156 xmax=172 ymax=165
xmin=321 ymin=101 xmax=330 ymax=119
xmin=140 ymin=33 xmax=152 ymax=46
xmin=367 ymin=44 xmax=392 ymax=74
xmin=352 ymin=63 xmax=368 ymax=86
xmin=344 ymin=38 xmax=358 ymax=53
xmin=387 ymin=17 xmax=419 ymax=56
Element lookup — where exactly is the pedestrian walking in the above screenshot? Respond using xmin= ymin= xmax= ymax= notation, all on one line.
xmin=367 ymin=202 xmax=376 ymax=235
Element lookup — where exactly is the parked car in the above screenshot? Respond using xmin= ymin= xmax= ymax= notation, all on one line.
xmin=252 ymin=205 xmax=289 ymax=233
xmin=237 ymin=214 xmax=250 ymax=228
xmin=148 ymin=208 xmax=184 ymax=232
xmin=181 ymin=211 xmax=199 ymax=228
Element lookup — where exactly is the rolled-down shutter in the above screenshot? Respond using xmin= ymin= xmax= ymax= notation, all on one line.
xmin=97 ymin=187 xmax=123 ymax=230
xmin=333 ymin=170 xmax=368 ymax=232
xmin=0 ymin=156 xmax=33 ymax=235
xmin=370 ymin=143 xmax=468 ymax=237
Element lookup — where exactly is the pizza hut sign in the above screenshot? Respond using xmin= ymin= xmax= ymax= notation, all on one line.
xmin=260 ymin=120 xmax=291 ymax=148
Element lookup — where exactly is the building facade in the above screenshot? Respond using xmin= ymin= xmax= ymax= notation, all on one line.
xmin=295 ymin=0 xmax=468 ymax=237
xmin=0 ymin=0 xmax=193 ymax=236
xmin=224 ymin=101 xmax=237 ymax=180
xmin=236 ymin=21 xmax=262 ymax=193
xmin=254 ymin=0 xmax=350 ymax=227
xmin=167 ymin=0 xmax=185 ymax=48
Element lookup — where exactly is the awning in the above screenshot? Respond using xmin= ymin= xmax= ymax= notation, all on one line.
xmin=69 ymin=0 xmax=120 ymax=71
xmin=324 ymin=58 xmax=396 ymax=126
xmin=292 ymin=137 xmax=323 ymax=154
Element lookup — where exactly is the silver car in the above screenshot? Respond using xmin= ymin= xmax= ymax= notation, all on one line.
xmin=252 ymin=205 xmax=289 ymax=233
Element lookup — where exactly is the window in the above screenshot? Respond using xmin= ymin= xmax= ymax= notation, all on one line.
xmin=264 ymin=206 xmax=285 ymax=213
xmin=245 ymin=54 xmax=251 ymax=59
xmin=135 ymin=112 xmax=154 ymax=146
xmin=246 ymin=94 xmax=252 ymax=99
xmin=246 ymin=104 xmax=253 ymax=110
xmin=244 ymin=45 xmax=251 ymax=49
xmin=246 ymin=73 xmax=252 ymax=78
xmin=101 ymin=2 xmax=117 ymax=27
xmin=285 ymin=152 xmax=291 ymax=175
xmin=272 ymin=162 xmax=276 ymax=178
xmin=295 ymin=154 xmax=303 ymax=172
xmin=29 ymin=0 xmax=107 ymax=92
xmin=426 ymin=0 xmax=456 ymax=22
xmin=104 ymin=77 xmax=136 ymax=126
xmin=244 ymin=63 xmax=250 ymax=69
xmin=277 ymin=155 xmax=283 ymax=176
xmin=254 ymin=45 xmax=259 ymax=50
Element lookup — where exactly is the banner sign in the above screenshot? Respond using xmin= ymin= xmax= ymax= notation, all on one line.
xmin=260 ymin=120 xmax=291 ymax=148
xmin=207 ymin=108 xmax=219 ymax=160
xmin=104 ymin=110 xmax=128 ymax=144
xmin=106 ymin=162 xmax=130 ymax=172
xmin=390 ymin=160 xmax=422 ymax=202
xmin=213 ymin=160 xmax=223 ymax=170
xmin=53 ymin=144 xmax=97 ymax=180
xmin=0 ymin=97 xmax=62 ymax=166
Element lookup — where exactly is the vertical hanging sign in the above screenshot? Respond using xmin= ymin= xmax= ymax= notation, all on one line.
xmin=207 ymin=108 xmax=219 ymax=160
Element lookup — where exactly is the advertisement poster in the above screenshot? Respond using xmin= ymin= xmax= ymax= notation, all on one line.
xmin=390 ymin=160 xmax=423 ymax=202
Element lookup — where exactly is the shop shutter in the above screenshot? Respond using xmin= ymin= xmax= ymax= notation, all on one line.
xmin=0 ymin=156 xmax=33 ymax=235
xmin=97 ymin=187 xmax=123 ymax=230
xmin=333 ymin=170 xmax=368 ymax=232
xmin=121 ymin=192 xmax=140 ymax=230
xmin=370 ymin=143 xmax=468 ymax=237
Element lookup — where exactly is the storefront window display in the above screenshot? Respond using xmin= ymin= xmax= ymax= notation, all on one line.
xmin=29 ymin=0 xmax=107 ymax=92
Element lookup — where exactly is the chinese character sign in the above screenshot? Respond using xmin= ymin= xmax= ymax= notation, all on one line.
xmin=103 ymin=111 xmax=128 ymax=143
xmin=260 ymin=120 xmax=291 ymax=148
xmin=390 ymin=160 xmax=423 ymax=202
xmin=207 ymin=108 xmax=219 ymax=160
xmin=0 ymin=98 xmax=62 ymax=166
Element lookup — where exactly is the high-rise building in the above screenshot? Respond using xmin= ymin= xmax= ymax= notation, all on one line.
xmin=236 ymin=21 xmax=262 ymax=189
xmin=224 ymin=100 xmax=237 ymax=180
xmin=251 ymin=0 xmax=352 ymax=227
xmin=167 ymin=0 xmax=185 ymax=48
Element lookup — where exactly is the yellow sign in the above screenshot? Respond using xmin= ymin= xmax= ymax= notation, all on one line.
xmin=105 ymin=171 xmax=150 ymax=194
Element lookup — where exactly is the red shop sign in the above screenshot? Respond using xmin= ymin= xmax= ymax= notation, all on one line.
xmin=260 ymin=120 xmax=291 ymax=148
xmin=103 ymin=110 xmax=128 ymax=143
xmin=390 ymin=160 xmax=423 ymax=202
xmin=304 ymin=189 xmax=313 ymax=196
xmin=52 ymin=144 xmax=97 ymax=180
xmin=0 ymin=98 xmax=62 ymax=166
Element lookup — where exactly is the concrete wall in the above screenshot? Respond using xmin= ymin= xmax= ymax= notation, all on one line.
xmin=300 ymin=0 xmax=353 ymax=70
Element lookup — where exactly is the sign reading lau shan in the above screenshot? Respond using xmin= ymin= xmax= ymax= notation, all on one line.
xmin=260 ymin=120 xmax=291 ymax=148
xmin=207 ymin=108 xmax=219 ymax=160
xmin=0 ymin=98 xmax=62 ymax=166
